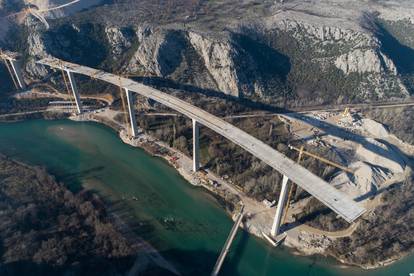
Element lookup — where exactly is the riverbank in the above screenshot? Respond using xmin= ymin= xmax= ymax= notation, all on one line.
xmin=69 ymin=108 xmax=414 ymax=271
xmin=2 ymin=116 xmax=414 ymax=275
xmin=66 ymin=110 xmax=364 ymax=268
xmin=0 ymin=154 xmax=177 ymax=275
xmin=1 ymin=107 xmax=412 ymax=272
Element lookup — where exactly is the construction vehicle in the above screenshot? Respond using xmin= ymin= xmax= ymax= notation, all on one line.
xmin=343 ymin=107 xmax=350 ymax=117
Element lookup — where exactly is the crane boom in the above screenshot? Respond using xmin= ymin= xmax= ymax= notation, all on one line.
xmin=288 ymin=145 xmax=354 ymax=174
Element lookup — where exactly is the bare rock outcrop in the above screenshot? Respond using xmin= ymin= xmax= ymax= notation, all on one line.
xmin=188 ymin=32 xmax=242 ymax=97
xmin=335 ymin=49 xmax=397 ymax=75
xmin=127 ymin=28 xmax=251 ymax=97
xmin=25 ymin=31 xmax=49 ymax=78
xmin=127 ymin=27 xmax=186 ymax=77
xmin=105 ymin=27 xmax=132 ymax=58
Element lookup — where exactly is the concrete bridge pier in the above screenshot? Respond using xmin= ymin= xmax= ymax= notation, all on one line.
xmin=65 ymin=70 xmax=83 ymax=114
xmin=8 ymin=59 xmax=26 ymax=90
xmin=38 ymin=58 xmax=367 ymax=225
xmin=2 ymin=58 xmax=26 ymax=90
xmin=125 ymin=88 xmax=138 ymax=137
xmin=271 ymin=175 xmax=290 ymax=237
xmin=192 ymin=119 xmax=200 ymax=172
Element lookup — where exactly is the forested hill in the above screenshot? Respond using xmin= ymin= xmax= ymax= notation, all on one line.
xmin=0 ymin=155 xmax=171 ymax=275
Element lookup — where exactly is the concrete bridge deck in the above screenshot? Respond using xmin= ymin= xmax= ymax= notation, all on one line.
xmin=37 ymin=57 xmax=365 ymax=223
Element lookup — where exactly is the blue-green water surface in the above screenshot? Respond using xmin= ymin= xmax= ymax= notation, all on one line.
xmin=0 ymin=120 xmax=412 ymax=275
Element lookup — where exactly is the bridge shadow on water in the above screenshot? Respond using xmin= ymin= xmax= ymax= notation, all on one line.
xmin=57 ymin=166 xmax=106 ymax=189
xmin=87 ymin=193 xmax=248 ymax=276
xmin=158 ymin=231 xmax=249 ymax=276
xmin=0 ymin=249 xmax=231 ymax=276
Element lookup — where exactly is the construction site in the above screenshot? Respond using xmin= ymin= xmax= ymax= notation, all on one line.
xmin=1 ymin=48 xmax=414 ymax=272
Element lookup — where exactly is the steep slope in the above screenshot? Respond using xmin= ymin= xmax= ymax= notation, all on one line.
xmin=1 ymin=0 xmax=414 ymax=106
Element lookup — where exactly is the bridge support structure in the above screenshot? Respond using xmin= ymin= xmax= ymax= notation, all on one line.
xmin=65 ymin=70 xmax=83 ymax=114
xmin=1 ymin=57 xmax=26 ymax=90
xmin=192 ymin=119 xmax=200 ymax=172
xmin=8 ymin=59 xmax=26 ymax=90
xmin=271 ymin=175 xmax=290 ymax=237
xmin=125 ymin=88 xmax=138 ymax=137
xmin=38 ymin=58 xmax=367 ymax=227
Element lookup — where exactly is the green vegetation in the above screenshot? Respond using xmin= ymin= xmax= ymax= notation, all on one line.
xmin=262 ymin=29 xmax=400 ymax=105
xmin=0 ymin=156 xmax=138 ymax=274
xmin=377 ymin=19 xmax=414 ymax=94
xmin=328 ymin=174 xmax=414 ymax=268
xmin=45 ymin=23 xmax=110 ymax=68
xmin=365 ymin=106 xmax=414 ymax=144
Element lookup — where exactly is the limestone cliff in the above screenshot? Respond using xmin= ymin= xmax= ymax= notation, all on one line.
xmin=187 ymin=32 xmax=241 ymax=97
xmin=1 ymin=0 xmax=414 ymax=105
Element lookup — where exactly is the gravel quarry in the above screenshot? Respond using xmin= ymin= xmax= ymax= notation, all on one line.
xmin=281 ymin=110 xmax=409 ymax=208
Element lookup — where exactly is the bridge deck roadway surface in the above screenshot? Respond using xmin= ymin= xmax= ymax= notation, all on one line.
xmin=38 ymin=58 xmax=365 ymax=223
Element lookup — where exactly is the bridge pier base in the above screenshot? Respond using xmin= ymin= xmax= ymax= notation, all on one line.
xmin=271 ymin=175 xmax=289 ymax=237
xmin=65 ymin=70 xmax=83 ymax=114
xmin=125 ymin=88 xmax=138 ymax=137
xmin=192 ymin=119 xmax=200 ymax=172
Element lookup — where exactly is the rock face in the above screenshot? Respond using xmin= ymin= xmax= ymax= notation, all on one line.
xmin=188 ymin=32 xmax=241 ymax=97
xmin=126 ymin=11 xmax=412 ymax=102
xmin=127 ymin=28 xmax=252 ymax=97
xmin=105 ymin=27 xmax=133 ymax=58
xmin=128 ymin=27 xmax=187 ymax=77
xmin=25 ymin=31 xmax=49 ymax=78
xmin=1 ymin=0 xmax=414 ymax=104
xmin=335 ymin=49 xmax=397 ymax=75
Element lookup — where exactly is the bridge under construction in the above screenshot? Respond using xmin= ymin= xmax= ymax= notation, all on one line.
xmin=0 ymin=52 xmax=366 ymax=275
xmin=0 ymin=50 xmax=26 ymax=90
xmin=37 ymin=57 xmax=365 ymax=224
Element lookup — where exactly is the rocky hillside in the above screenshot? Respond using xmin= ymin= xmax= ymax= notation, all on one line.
xmin=1 ymin=0 xmax=414 ymax=107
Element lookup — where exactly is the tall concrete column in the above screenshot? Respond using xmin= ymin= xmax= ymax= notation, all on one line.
xmin=271 ymin=175 xmax=290 ymax=237
xmin=192 ymin=118 xmax=200 ymax=172
xmin=125 ymin=88 xmax=138 ymax=137
xmin=65 ymin=70 xmax=83 ymax=114
xmin=2 ymin=59 xmax=19 ymax=90
xmin=9 ymin=59 xmax=26 ymax=89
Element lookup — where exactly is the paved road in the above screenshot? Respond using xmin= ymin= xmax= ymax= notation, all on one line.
xmin=224 ymin=100 xmax=414 ymax=119
xmin=0 ymin=110 xmax=45 ymax=118
xmin=38 ymin=57 xmax=366 ymax=223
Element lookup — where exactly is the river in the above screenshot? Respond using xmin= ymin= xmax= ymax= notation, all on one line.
xmin=0 ymin=119 xmax=412 ymax=275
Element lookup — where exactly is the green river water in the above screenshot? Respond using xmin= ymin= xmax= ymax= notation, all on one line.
xmin=0 ymin=119 xmax=412 ymax=275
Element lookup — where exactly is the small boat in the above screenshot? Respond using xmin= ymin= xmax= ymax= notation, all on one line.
xmin=262 ymin=232 xmax=287 ymax=247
